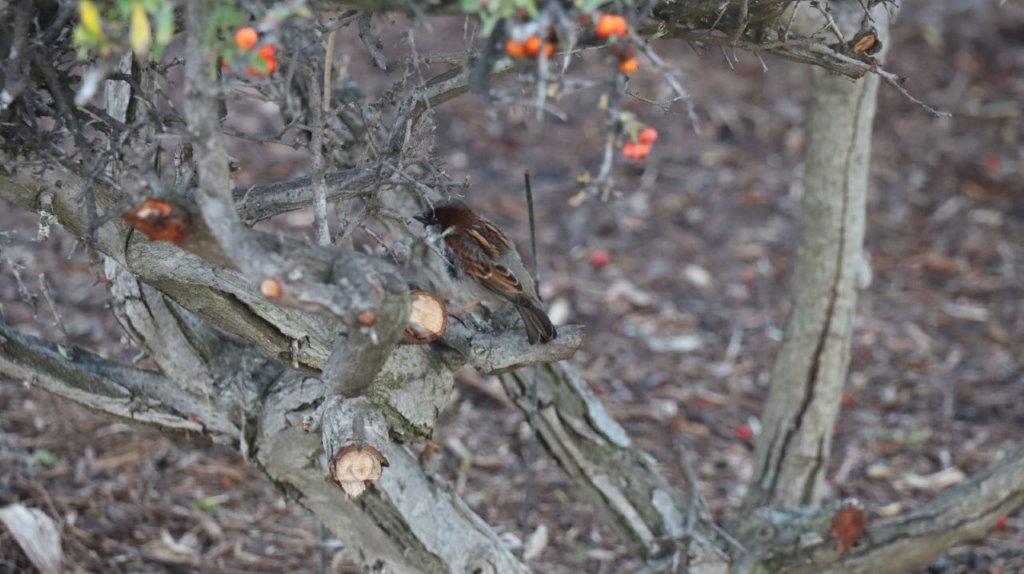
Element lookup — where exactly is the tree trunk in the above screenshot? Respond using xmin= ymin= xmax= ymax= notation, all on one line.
xmin=743 ymin=1 xmax=891 ymax=510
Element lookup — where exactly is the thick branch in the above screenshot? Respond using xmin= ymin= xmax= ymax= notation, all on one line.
xmin=0 ymin=324 xmax=218 ymax=435
xmin=441 ymin=322 xmax=585 ymax=374
xmin=499 ymin=363 xmax=730 ymax=569
xmin=321 ymin=258 xmax=410 ymax=397
xmin=256 ymin=376 xmax=529 ymax=573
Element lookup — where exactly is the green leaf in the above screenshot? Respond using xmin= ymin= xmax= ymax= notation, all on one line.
xmin=195 ymin=498 xmax=220 ymax=512
xmin=31 ymin=449 xmax=59 ymax=469
xmin=480 ymin=13 xmax=500 ymax=36
xmin=153 ymin=2 xmax=174 ymax=59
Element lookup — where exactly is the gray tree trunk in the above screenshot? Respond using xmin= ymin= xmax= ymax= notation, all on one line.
xmin=744 ymin=1 xmax=891 ymax=510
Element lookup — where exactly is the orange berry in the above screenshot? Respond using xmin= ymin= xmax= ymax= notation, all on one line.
xmin=264 ymin=57 xmax=278 ymax=74
xmin=258 ymin=44 xmax=277 ymax=60
xmin=542 ymin=41 xmax=555 ymax=59
xmin=245 ymin=66 xmax=264 ymax=77
xmin=596 ymin=14 xmax=627 ymax=39
xmin=634 ymin=142 xmax=651 ymax=159
xmin=622 ymin=141 xmax=637 ymax=159
xmin=618 ymin=57 xmax=639 ymax=74
xmin=638 ymin=127 xmax=659 ymax=144
xmin=235 ymin=27 xmax=258 ymax=51
xmin=505 ymin=39 xmax=525 ymax=58
xmin=523 ymin=35 xmax=542 ymax=58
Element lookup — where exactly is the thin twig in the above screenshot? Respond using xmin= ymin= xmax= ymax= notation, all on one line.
xmin=37 ymin=274 xmax=70 ymax=344
xmin=518 ymin=170 xmax=541 ymax=560
xmin=628 ymin=30 xmax=701 ymax=132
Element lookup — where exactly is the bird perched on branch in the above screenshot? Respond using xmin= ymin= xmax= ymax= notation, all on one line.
xmin=414 ymin=200 xmax=557 ymax=344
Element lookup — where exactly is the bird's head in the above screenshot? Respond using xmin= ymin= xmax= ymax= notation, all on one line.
xmin=413 ymin=200 xmax=473 ymax=229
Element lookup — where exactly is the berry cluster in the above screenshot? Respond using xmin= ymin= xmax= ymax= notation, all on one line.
xmin=226 ymin=26 xmax=278 ymax=77
xmin=506 ymin=32 xmax=557 ymax=60
xmin=622 ymin=127 xmax=658 ymax=161
xmin=594 ymin=14 xmax=638 ymax=75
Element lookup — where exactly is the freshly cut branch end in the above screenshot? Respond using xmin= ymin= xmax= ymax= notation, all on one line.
xmin=331 ymin=444 xmax=389 ymax=499
xmin=404 ymin=290 xmax=447 ymax=343
xmin=122 ymin=199 xmax=189 ymax=243
xmin=357 ymin=311 xmax=378 ymax=327
xmin=260 ymin=278 xmax=283 ymax=300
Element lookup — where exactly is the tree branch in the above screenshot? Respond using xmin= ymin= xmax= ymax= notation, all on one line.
xmin=0 ymin=324 xmax=221 ymax=436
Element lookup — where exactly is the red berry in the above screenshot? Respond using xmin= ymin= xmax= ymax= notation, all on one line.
xmin=638 ymin=127 xmax=659 ymax=144
xmin=841 ymin=393 xmax=855 ymax=408
xmin=589 ymin=249 xmax=610 ymax=268
xmin=996 ymin=515 xmax=1009 ymax=531
xmin=736 ymin=423 xmax=753 ymax=441
xmin=985 ymin=153 xmax=1000 ymax=173
xmin=258 ymin=44 xmax=277 ymax=60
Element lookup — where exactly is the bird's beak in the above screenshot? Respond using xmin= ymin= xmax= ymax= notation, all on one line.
xmin=413 ymin=212 xmax=432 ymax=225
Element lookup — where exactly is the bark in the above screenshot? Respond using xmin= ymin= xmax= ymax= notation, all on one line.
xmin=743 ymin=1 xmax=890 ymax=511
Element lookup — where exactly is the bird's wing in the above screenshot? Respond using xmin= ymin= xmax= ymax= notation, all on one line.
xmin=446 ymin=228 xmax=534 ymax=308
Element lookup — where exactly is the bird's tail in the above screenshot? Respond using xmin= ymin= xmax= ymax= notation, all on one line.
xmin=516 ymin=303 xmax=557 ymax=345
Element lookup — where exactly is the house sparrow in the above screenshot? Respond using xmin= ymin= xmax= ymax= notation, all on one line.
xmin=414 ymin=200 xmax=557 ymax=344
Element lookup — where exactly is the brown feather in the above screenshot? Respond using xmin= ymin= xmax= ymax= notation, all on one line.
xmin=420 ymin=200 xmax=557 ymax=344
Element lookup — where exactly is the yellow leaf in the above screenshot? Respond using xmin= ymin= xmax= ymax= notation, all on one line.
xmin=79 ymin=1 xmax=104 ymax=39
xmin=129 ymin=2 xmax=152 ymax=55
